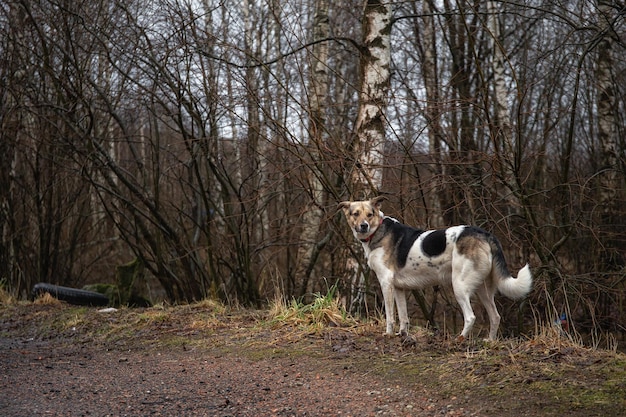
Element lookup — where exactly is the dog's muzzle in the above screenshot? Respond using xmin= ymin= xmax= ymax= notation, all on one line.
xmin=357 ymin=222 xmax=370 ymax=234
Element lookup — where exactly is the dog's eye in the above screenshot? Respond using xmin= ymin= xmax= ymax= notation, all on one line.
xmin=352 ymin=211 xmax=359 ymax=217
xmin=367 ymin=213 xmax=373 ymax=218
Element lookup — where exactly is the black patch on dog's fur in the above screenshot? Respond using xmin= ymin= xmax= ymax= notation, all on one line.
xmin=384 ymin=218 xmax=423 ymax=268
xmin=456 ymin=226 xmax=486 ymax=244
xmin=456 ymin=225 xmax=485 ymax=239
xmin=421 ymin=229 xmax=447 ymax=257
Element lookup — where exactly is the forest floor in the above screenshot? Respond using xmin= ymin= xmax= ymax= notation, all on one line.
xmin=1 ymin=296 xmax=626 ymax=416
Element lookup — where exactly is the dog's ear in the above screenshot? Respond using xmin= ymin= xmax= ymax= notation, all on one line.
xmin=337 ymin=201 xmax=351 ymax=213
xmin=371 ymin=195 xmax=386 ymax=209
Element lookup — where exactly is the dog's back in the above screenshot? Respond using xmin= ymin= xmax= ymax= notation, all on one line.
xmin=368 ymin=220 xmax=501 ymax=290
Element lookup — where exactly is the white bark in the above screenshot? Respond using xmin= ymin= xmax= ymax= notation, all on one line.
xmin=488 ymin=1 xmax=520 ymax=212
xmin=352 ymin=0 xmax=392 ymax=195
xmin=487 ymin=1 xmax=513 ymax=152
xmin=294 ymin=0 xmax=329 ymax=295
xmin=346 ymin=0 xmax=391 ymax=313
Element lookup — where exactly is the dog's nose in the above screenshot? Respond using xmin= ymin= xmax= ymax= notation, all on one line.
xmin=358 ymin=222 xmax=370 ymax=233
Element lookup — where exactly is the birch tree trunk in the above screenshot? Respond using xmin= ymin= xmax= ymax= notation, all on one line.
xmin=595 ymin=0 xmax=621 ymax=268
xmin=347 ymin=0 xmax=392 ymax=313
xmin=351 ymin=0 xmax=392 ymax=196
xmin=487 ymin=1 xmax=513 ymax=165
xmin=487 ymin=1 xmax=522 ymax=217
xmin=294 ymin=0 xmax=329 ymax=297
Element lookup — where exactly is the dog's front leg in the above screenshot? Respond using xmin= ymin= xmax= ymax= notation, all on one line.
xmin=374 ymin=270 xmax=396 ymax=336
xmin=381 ymin=282 xmax=396 ymax=335
xmin=369 ymin=255 xmax=396 ymax=336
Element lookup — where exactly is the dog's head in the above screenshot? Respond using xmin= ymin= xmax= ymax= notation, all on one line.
xmin=338 ymin=196 xmax=385 ymax=241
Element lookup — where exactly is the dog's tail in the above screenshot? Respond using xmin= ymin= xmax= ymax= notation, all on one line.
xmin=488 ymin=234 xmax=532 ymax=299
xmin=496 ymin=263 xmax=532 ymax=300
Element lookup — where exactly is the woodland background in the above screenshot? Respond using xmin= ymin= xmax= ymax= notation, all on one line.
xmin=1 ymin=0 xmax=625 ymax=341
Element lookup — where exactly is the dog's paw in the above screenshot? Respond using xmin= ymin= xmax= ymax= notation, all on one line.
xmin=456 ymin=335 xmax=465 ymax=343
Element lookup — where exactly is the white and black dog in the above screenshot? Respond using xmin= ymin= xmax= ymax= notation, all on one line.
xmin=339 ymin=196 xmax=532 ymax=341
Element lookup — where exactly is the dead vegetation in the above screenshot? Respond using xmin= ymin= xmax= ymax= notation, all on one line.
xmin=1 ymin=292 xmax=626 ymax=416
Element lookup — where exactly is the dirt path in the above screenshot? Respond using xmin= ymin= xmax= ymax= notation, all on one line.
xmin=1 ymin=302 xmax=625 ymax=416
xmin=1 ymin=339 xmax=455 ymax=417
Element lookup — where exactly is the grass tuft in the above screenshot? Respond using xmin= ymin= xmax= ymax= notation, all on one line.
xmin=33 ymin=292 xmax=62 ymax=305
xmin=0 ymin=287 xmax=16 ymax=306
xmin=191 ymin=298 xmax=229 ymax=314
xmin=269 ymin=286 xmax=357 ymax=331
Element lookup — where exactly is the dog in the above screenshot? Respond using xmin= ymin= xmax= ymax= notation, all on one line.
xmin=339 ymin=196 xmax=532 ymax=341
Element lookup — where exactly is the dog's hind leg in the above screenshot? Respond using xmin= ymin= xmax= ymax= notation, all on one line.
xmin=451 ymin=264 xmax=479 ymax=340
xmin=452 ymin=254 xmax=490 ymax=340
xmin=394 ymin=288 xmax=410 ymax=336
xmin=453 ymin=287 xmax=476 ymax=341
xmin=476 ymin=283 xmax=501 ymax=340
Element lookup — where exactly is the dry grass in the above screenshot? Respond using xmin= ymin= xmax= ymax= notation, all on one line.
xmin=33 ymin=292 xmax=62 ymax=306
xmin=0 ymin=286 xmax=16 ymax=306
xmin=268 ymin=290 xmax=358 ymax=331
xmin=2 ymin=296 xmax=625 ymax=417
xmin=188 ymin=298 xmax=229 ymax=314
